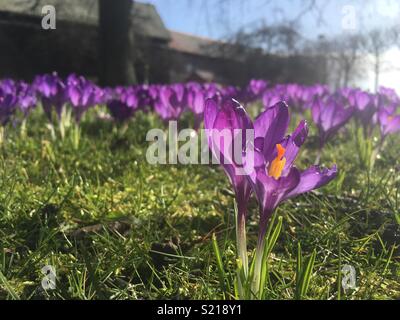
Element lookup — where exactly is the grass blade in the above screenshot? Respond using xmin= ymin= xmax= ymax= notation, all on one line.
xmin=212 ymin=233 xmax=229 ymax=299
xmin=259 ymin=216 xmax=283 ymax=299
xmin=0 ymin=270 xmax=20 ymax=300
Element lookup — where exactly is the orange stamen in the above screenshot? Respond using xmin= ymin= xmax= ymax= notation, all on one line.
xmin=268 ymin=144 xmax=286 ymax=179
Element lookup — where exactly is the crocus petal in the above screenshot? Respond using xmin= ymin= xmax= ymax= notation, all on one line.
xmin=207 ymin=98 xmax=253 ymax=154
xmin=243 ymin=146 xmax=267 ymax=182
xmin=254 ymin=101 xmax=289 ymax=160
xmin=311 ymin=99 xmax=321 ymax=124
xmin=331 ymin=105 xmax=353 ymax=128
xmin=253 ymin=167 xmax=301 ymax=227
xmin=204 ymin=98 xmax=253 ymax=176
xmin=254 ymin=101 xmax=289 ymax=139
xmin=283 ymin=165 xmax=337 ymax=200
xmin=204 ymin=97 xmax=254 ymax=217
xmin=69 ymin=86 xmax=81 ymax=106
xmin=319 ymin=100 xmax=336 ymax=132
xmin=192 ymin=90 xmax=205 ymax=114
xmin=204 ymin=98 xmax=219 ymax=133
xmin=382 ymin=115 xmax=400 ymax=136
xmin=312 ymin=96 xmax=354 ymax=145
xmin=281 ymin=120 xmax=309 ymax=175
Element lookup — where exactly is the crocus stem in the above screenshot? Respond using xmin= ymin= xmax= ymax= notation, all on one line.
xmin=19 ymin=119 xmax=25 ymax=139
xmin=315 ymin=147 xmax=322 ymax=165
xmin=194 ymin=115 xmax=202 ymax=131
xmin=236 ymin=212 xmax=248 ymax=278
xmin=0 ymin=126 xmax=4 ymax=145
xmin=370 ymin=136 xmax=386 ymax=171
xmin=235 ymin=211 xmax=247 ymax=300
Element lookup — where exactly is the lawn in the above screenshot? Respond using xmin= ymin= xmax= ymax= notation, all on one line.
xmin=0 ymin=104 xmax=399 ymax=300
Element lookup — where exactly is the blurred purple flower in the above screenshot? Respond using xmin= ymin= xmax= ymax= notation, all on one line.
xmin=378 ymin=107 xmax=400 ymax=138
xmin=188 ymin=83 xmax=218 ymax=129
xmin=16 ymin=82 xmax=37 ymax=116
xmin=348 ymin=90 xmax=377 ymax=135
xmin=66 ymin=74 xmax=105 ymax=122
xmin=0 ymin=86 xmax=17 ymax=125
xmin=378 ymin=86 xmax=400 ymax=106
xmin=312 ymin=94 xmax=354 ymax=147
xmin=107 ymin=87 xmax=139 ymax=122
xmin=154 ymin=85 xmax=187 ymax=121
xmin=262 ymin=90 xmax=282 ymax=109
xmin=243 ymin=79 xmax=268 ymax=103
xmin=34 ymin=73 xmax=67 ymax=119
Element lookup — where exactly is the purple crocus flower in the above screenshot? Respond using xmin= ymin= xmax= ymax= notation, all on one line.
xmin=188 ymin=83 xmax=218 ymax=130
xmin=349 ymin=89 xmax=376 ymax=135
xmin=134 ymin=85 xmax=154 ymax=112
xmin=16 ymin=82 xmax=37 ymax=116
xmin=221 ymin=86 xmax=241 ymax=102
xmin=188 ymin=84 xmax=206 ymax=130
xmin=377 ymin=107 xmax=400 ymax=138
xmin=262 ymin=90 xmax=282 ymax=109
xmin=204 ymin=97 xmax=254 ymax=217
xmin=246 ymin=101 xmax=337 ymax=294
xmin=205 ymin=98 xmax=337 ymax=290
xmin=243 ymin=79 xmax=268 ymax=103
xmin=306 ymin=84 xmax=330 ymax=102
xmin=154 ymin=85 xmax=187 ymax=121
xmin=285 ymin=84 xmax=309 ymax=111
xmin=249 ymin=101 xmax=337 ymax=238
xmin=249 ymin=79 xmax=268 ymax=97
xmin=66 ymin=74 xmax=105 ymax=122
xmin=0 ymin=79 xmax=16 ymax=95
xmin=107 ymin=100 xmax=135 ymax=122
xmin=204 ymin=97 xmax=254 ymax=275
xmin=378 ymin=86 xmax=400 ymax=106
xmin=0 ymin=80 xmax=36 ymax=123
xmin=107 ymin=87 xmax=139 ymax=122
xmin=34 ymin=73 xmax=67 ymax=120
xmin=312 ymin=94 xmax=354 ymax=149
xmin=187 ymin=83 xmax=206 ymax=115
xmin=0 ymin=86 xmax=17 ymax=126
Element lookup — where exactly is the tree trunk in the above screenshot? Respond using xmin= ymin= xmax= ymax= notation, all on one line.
xmin=99 ymin=0 xmax=137 ymax=86
xmin=374 ymin=53 xmax=380 ymax=92
xmin=343 ymin=61 xmax=350 ymax=88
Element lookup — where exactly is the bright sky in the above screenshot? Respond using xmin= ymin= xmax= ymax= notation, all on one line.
xmin=143 ymin=0 xmax=400 ymax=92
xmin=144 ymin=0 xmax=400 ymax=40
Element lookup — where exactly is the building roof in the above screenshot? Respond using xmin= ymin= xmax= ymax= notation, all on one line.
xmin=168 ymin=31 xmax=224 ymax=58
xmin=0 ymin=0 xmax=171 ymax=40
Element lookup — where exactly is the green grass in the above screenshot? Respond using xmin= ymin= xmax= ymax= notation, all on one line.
xmin=0 ymin=106 xmax=399 ymax=300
